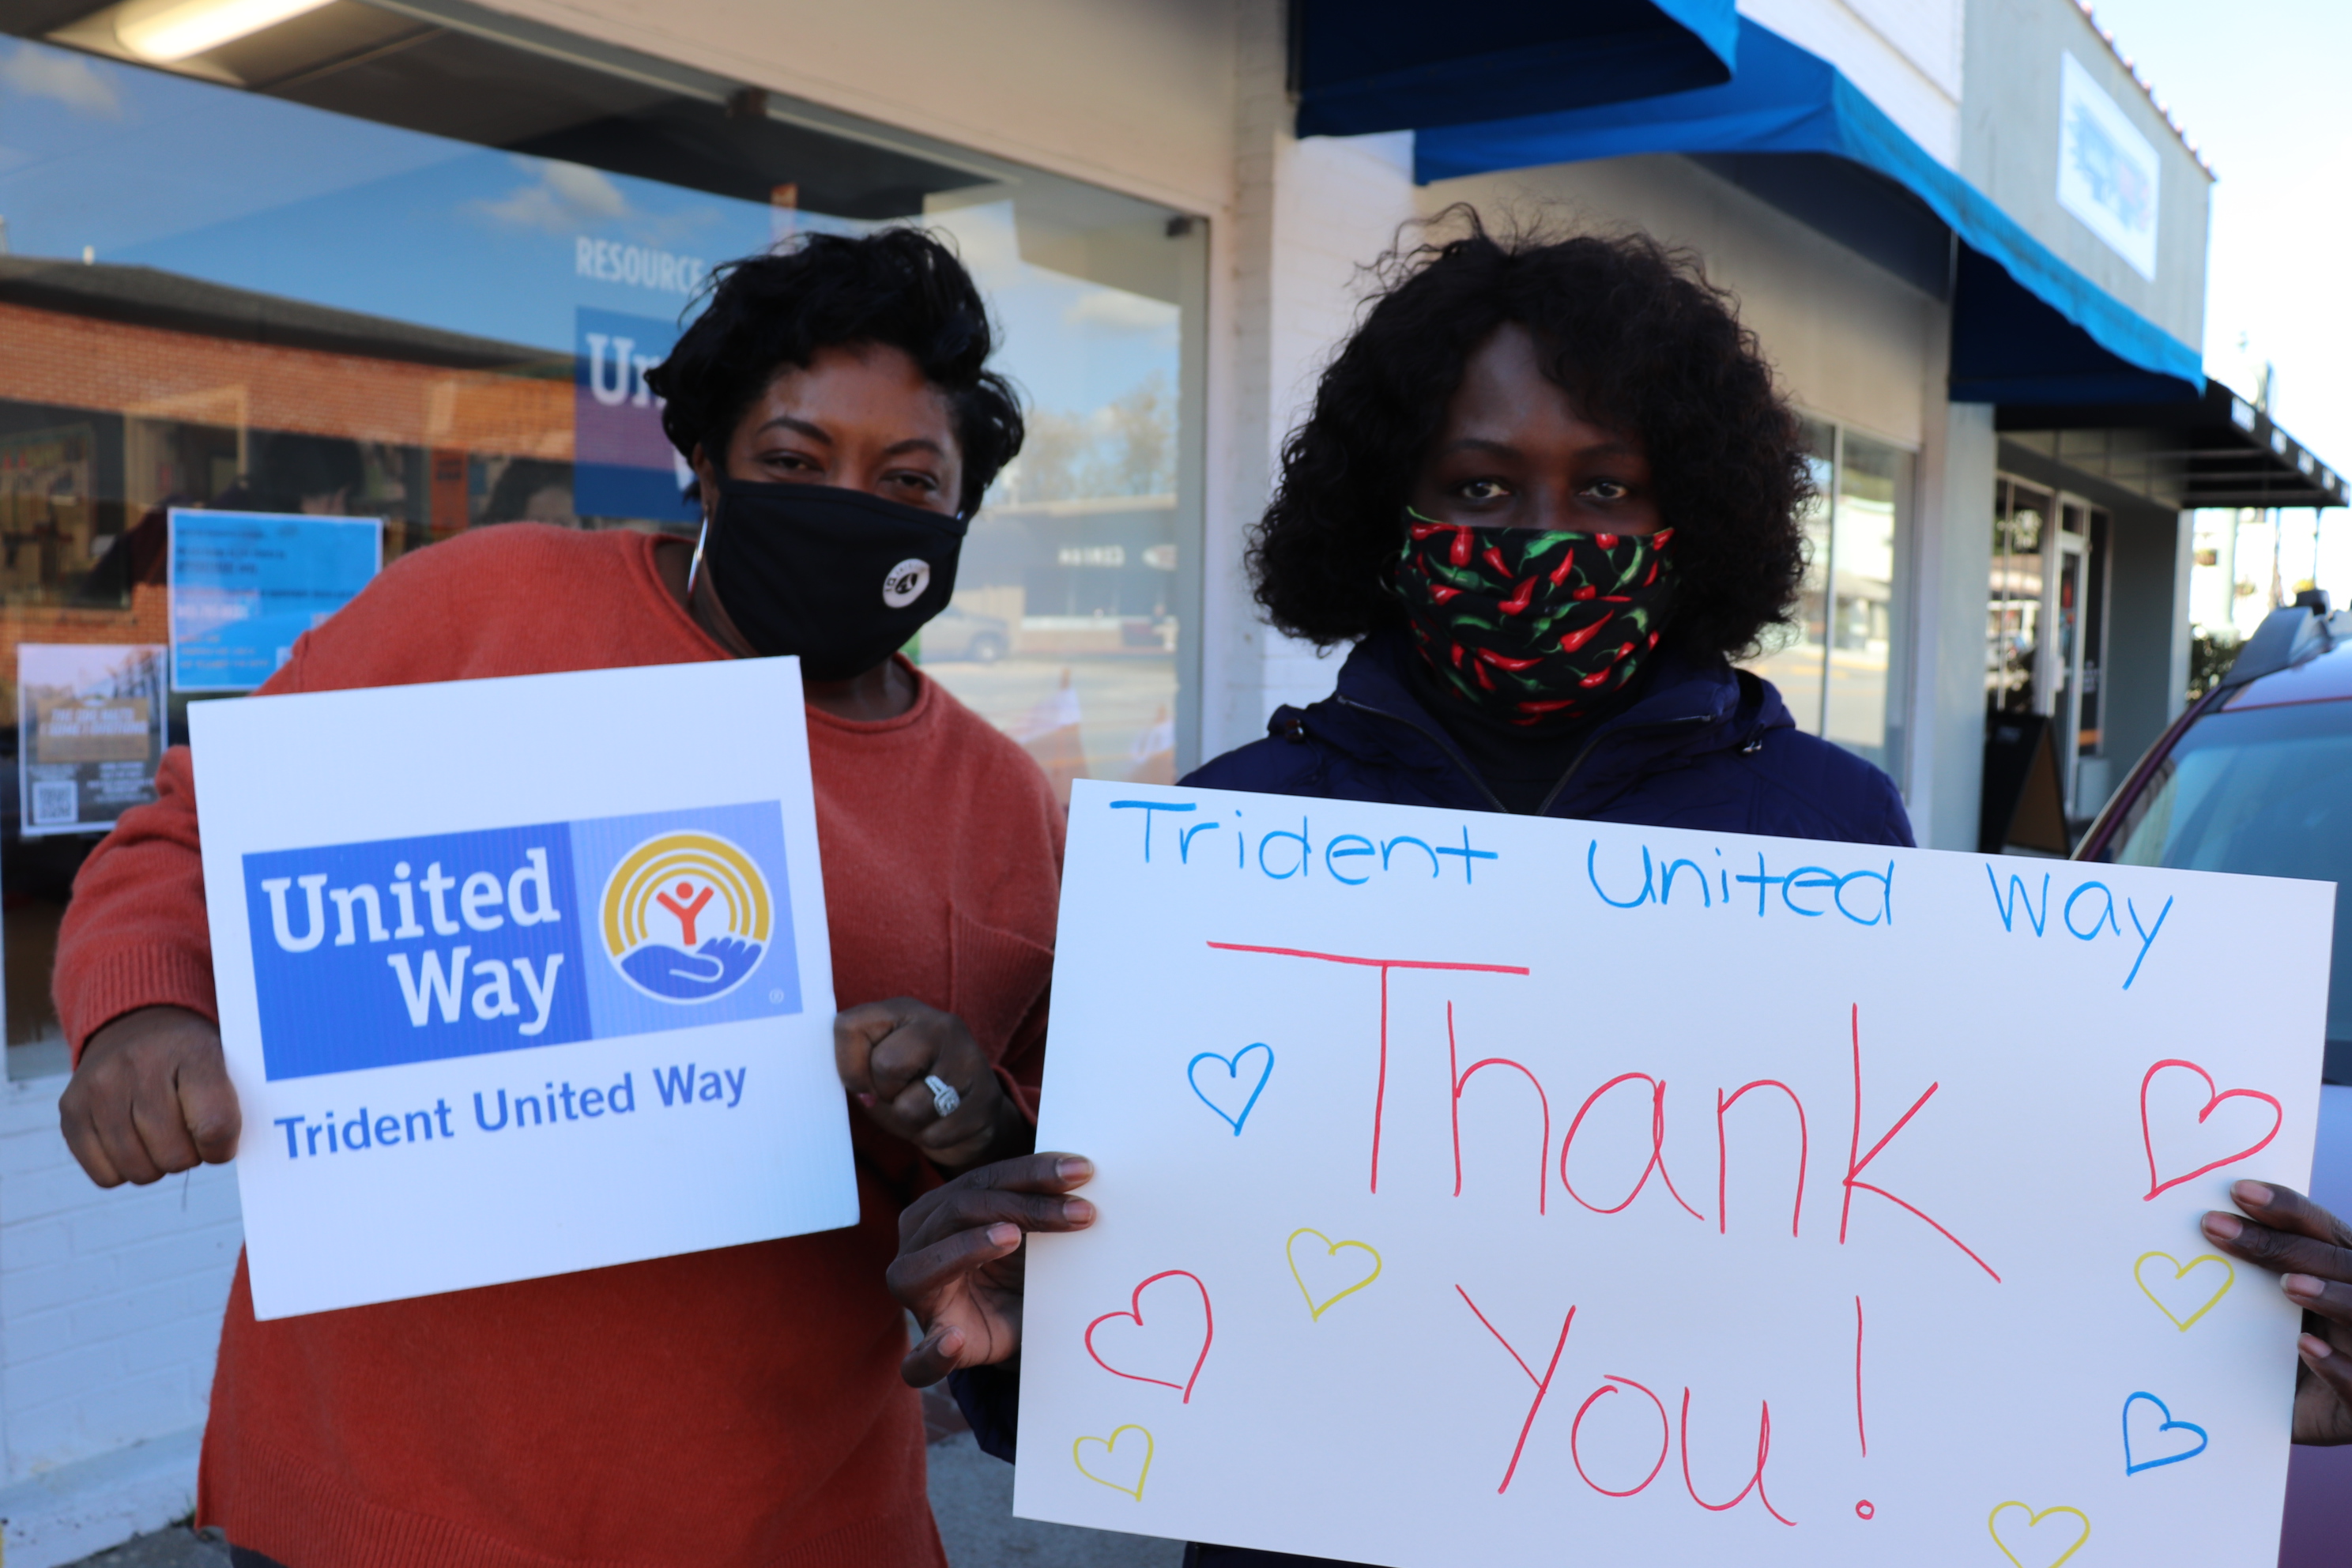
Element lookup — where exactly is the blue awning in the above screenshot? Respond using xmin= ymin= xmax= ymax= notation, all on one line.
xmin=1414 ymin=19 xmax=2203 ymax=404
xmin=1294 ymin=0 xmax=1739 ymax=139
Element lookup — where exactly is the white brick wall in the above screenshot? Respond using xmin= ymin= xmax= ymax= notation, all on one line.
xmin=1 ymin=1067 xmax=239 ymax=1564
xmin=1200 ymin=2 xmax=1420 ymax=758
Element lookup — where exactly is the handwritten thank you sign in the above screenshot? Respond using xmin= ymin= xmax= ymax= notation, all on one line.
xmin=1015 ymin=782 xmax=2333 ymax=1566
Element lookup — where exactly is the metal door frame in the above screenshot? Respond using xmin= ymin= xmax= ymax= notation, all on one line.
xmin=2041 ymin=494 xmax=2093 ymax=816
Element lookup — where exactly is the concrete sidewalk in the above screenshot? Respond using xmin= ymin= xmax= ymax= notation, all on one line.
xmin=927 ymin=1432 xmax=1182 ymax=1568
xmin=62 ymin=1433 xmax=1181 ymax=1568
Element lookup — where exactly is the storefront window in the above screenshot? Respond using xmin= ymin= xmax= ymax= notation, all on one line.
xmin=1743 ymin=417 xmax=1910 ymax=778
xmin=0 ymin=16 xmax=1204 ymax=1073
xmin=1826 ymin=432 xmax=1905 ymax=768
xmin=1747 ymin=417 xmax=1834 ymax=734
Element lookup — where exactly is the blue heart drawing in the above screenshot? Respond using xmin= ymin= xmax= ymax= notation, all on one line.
xmin=2122 ymin=1390 xmax=2209 ymax=1475
xmin=1188 ymin=1045 xmax=1274 ymax=1136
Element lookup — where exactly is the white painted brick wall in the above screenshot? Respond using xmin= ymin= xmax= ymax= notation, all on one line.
xmin=0 ymin=1065 xmax=239 ymax=1562
xmin=1204 ymin=2 xmax=1420 ymax=756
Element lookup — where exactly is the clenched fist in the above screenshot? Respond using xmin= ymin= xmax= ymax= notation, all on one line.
xmin=59 ymin=1005 xmax=239 ymax=1187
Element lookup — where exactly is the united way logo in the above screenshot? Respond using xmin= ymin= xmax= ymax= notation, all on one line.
xmin=241 ymin=803 xmax=798 ymax=1081
xmin=601 ymin=831 xmax=771 ymax=1002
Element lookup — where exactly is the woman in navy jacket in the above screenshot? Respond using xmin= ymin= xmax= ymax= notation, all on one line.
xmin=890 ymin=215 xmax=1912 ymax=1566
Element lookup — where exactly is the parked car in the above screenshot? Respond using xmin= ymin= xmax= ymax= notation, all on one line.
xmin=920 ymin=602 xmax=1010 ymax=663
xmin=2074 ymin=590 xmax=2352 ymax=1566
xmin=2076 ymin=590 xmax=2351 ymax=1078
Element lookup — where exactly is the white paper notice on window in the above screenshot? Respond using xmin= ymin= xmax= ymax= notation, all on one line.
xmin=2058 ymin=52 xmax=2162 ymax=281
xmin=1013 ymin=780 xmax=2331 ymax=1567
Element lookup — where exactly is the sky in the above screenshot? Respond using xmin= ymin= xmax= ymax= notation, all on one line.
xmin=2083 ymin=0 xmax=2352 ymax=467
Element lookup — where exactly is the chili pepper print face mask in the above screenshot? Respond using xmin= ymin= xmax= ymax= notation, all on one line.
xmin=1389 ymin=509 xmax=1678 ymax=725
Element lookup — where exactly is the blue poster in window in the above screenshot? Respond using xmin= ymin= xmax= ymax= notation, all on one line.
xmin=168 ymin=510 xmax=383 ymax=692
xmin=575 ymin=306 xmax=697 ymax=523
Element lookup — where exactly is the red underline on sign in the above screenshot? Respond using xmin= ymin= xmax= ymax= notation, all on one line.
xmin=1207 ymin=942 xmax=1532 ymax=1193
xmin=1204 ymin=942 xmax=1531 ymax=976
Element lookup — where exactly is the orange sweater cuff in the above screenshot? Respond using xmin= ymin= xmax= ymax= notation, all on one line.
xmin=62 ymin=946 xmax=218 ymax=1066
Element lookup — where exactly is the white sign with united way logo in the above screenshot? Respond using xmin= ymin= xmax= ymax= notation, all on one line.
xmin=193 ymin=658 xmax=852 ymax=1318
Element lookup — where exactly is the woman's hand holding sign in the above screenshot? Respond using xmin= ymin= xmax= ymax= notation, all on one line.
xmin=888 ymin=1152 xmax=1095 ymax=1386
xmin=2204 ymin=1182 xmax=2352 ymax=1444
xmin=60 ymin=1004 xmax=239 ymax=1186
xmin=834 ymin=998 xmax=1028 ymax=1173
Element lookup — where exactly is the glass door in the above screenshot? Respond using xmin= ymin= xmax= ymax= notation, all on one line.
xmin=2044 ymin=499 xmax=2091 ymax=817
xmin=1988 ymin=478 xmax=2051 ymax=717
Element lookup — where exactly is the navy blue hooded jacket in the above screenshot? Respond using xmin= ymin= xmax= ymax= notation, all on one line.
xmin=1194 ymin=629 xmax=1913 ymax=840
xmin=949 ymin=631 xmax=1913 ymax=1565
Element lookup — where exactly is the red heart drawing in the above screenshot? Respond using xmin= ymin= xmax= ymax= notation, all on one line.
xmin=1084 ymin=1270 xmax=1213 ymax=1403
xmin=2141 ymin=1059 xmax=2283 ymax=1200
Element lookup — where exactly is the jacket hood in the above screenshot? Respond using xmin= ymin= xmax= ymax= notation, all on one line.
xmin=1306 ymin=629 xmax=1794 ymax=816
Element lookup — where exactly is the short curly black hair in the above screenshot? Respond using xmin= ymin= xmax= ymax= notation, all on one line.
xmin=1250 ymin=210 xmax=1810 ymax=660
xmin=647 ymin=228 xmax=1023 ymax=517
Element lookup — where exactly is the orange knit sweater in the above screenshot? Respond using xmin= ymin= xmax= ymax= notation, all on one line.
xmin=52 ymin=525 xmax=1065 ymax=1567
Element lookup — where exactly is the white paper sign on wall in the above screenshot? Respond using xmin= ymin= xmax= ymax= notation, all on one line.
xmin=194 ymin=658 xmax=854 ymax=1320
xmin=1014 ymin=781 xmax=2331 ymax=1567
xmin=2058 ymin=51 xmax=2162 ymax=281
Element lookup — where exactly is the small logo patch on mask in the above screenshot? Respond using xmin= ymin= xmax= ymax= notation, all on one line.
xmin=882 ymin=559 xmax=930 ymax=608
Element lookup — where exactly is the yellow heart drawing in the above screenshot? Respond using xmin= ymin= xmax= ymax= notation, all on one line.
xmin=2135 ymin=1250 xmax=2236 ymax=1332
xmin=1988 ymin=1502 xmax=2091 ymax=1568
xmin=1072 ymin=1424 xmax=1154 ymax=1500
xmin=1287 ymin=1227 xmax=1383 ymax=1321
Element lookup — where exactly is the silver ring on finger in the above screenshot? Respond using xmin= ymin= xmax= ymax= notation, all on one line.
xmin=924 ymin=1074 xmax=961 ymax=1118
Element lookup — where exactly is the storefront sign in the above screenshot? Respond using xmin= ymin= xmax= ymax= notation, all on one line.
xmin=1016 ymin=782 xmax=2330 ymax=1567
xmin=193 ymin=659 xmax=850 ymax=1319
xmin=2058 ymin=52 xmax=2162 ymax=281
xmin=575 ymin=307 xmax=696 ymax=523
xmin=168 ymin=510 xmax=383 ymax=692
xmin=16 ymin=643 xmax=168 ymax=838
xmin=574 ymin=236 xmax=707 ymax=297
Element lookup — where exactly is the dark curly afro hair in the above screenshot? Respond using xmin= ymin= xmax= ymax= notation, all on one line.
xmin=647 ymin=227 xmax=1023 ymax=518
xmin=1250 ymin=209 xmax=1811 ymax=661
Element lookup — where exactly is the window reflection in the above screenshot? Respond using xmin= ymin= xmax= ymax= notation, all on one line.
xmin=1746 ymin=416 xmax=1834 ymax=736
xmin=1740 ymin=416 xmax=1909 ymax=778
xmin=912 ymin=197 xmax=1193 ymax=801
xmin=0 ymin=20 xmax=1202 ymax=1067
xmin=1826 ymin=433 xmax=1906 ymax=767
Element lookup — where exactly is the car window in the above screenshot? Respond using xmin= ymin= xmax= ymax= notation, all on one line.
xmin=2098 ymin=699 xmax=2352 ymax=1058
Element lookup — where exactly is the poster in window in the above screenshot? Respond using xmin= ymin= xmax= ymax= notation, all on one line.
xmin=2056 ymin=52 xmax=2161 ymax=281
xmin=17 ymin=643 xmax=168 ymax=838
xmin=575 ymin=307 xmax=696 ymax=524
xmin=168 ymin=510 xmax=383 ymax=692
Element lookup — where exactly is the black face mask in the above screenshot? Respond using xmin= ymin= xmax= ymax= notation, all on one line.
xmin=699 ymin=480 xmax=969 ymax=680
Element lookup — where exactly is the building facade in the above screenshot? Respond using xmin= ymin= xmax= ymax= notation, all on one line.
xmin=0 ymin=0 xmax=2335 ymax=1559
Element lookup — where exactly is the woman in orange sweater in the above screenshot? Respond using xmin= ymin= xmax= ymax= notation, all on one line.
xmin=51 ymin=229 xmax=1062 ymax=1567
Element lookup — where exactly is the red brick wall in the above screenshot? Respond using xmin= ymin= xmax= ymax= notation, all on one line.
xmin=0 ymin=303 xmax=571 ymax=458
xmin=0 ymin=303 xmax=579 ymax=712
